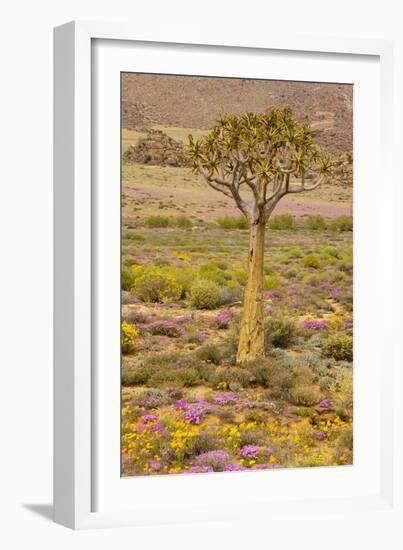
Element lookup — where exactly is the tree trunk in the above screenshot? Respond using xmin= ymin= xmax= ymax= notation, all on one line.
xmin=236 ymin=222 xmax=266 ymax=364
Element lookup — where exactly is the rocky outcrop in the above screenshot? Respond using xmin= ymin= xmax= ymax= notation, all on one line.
xmin=122 ymin=129 xmax=191 ymax=167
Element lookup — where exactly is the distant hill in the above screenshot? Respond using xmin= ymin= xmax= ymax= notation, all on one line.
xmin=121 ymin=73 xmax=352 ymax=156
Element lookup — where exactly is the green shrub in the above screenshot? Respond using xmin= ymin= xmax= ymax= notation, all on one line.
xmin=289 ymin=385 xmax=322 ymax=406
xmin=211 ymin=366 xmax=253 ymax=389
xmin=175 ymin=368 xmax=200 ymax=387
xmin=197 ymin=262 xmax=227 ymax=286
xmin=323 ymin=246 xmax=340 ymax=259
xmin=243 ymin=409 xmax=266 ymax=423
xmin=161 ymin=266 xmax=194 ymax=298
xmin=230 ymin=269 xmax=247 ymax=285
xmin=305 ymin=215 xmax=327 ymax=231
xmin=330 ymin=216 xmax=353 ymax=232
xmin=134 ymin=268 xmax=182 ymax=303
xmin=146 ymin=215 xmax=171 ymax=228
xmin=122 ymin=232 xmax=146 ymax=241
xmin=322 ymin=333 xmax=353 ymax=361
xmin=131 ymin=352 xmax=207 ymax=388
xmin=302 ymin=254 xmax=321 ymax=269
xmin=122 ymin=364 xmax=151 ymax=385
xmin=302 ymin=273 xmax=324 ymax=286
xmin=264 ymin=274 xmax=280 ymax=290
xmin=121 ymin=267 xmax=137 ymax=291
xmin=288 ymin=247 xmax=303 ymax=259
xmin=264 ymin=315 xmax=298 ymax=348
xmin=189 ymin=279 xmax=221 ymax=309
xmin=216 ymin=215 xmax=248 ymax=230
xmin=174 ymin=215 xmax=192 ymax=228
xmin=328 ymin=270 xmax=347 ymax=284
xmin=284 ymin=268 xmax=298 ymax=279
xmin=273 ymin=253 xmax=291 ymax=265
xmin=247 ymin=358 xmax=276 ymax=388
xmin=196 ymin=344 xmax=225 ymax=365
xmin=294 ymin=406 xmax=317 ymax=418
xmin=269 ymin=213 xmax=296 ymax=230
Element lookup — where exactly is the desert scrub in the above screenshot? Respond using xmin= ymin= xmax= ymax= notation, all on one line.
xmin=123 ymin=310 xmax=149 ymax=324
xmin=268 ymin=213 xmax=296 ymax=230
xmin=211 ymin=366 xmax=254 ymax=390
xmin=196 ymin=343 xmax=233 ymax=366
xmin=264 ymin=315 xmax=298 ymax=349
xmin=122 ymin=363 xmax=152 ymax=385
xmin=134 ymin=268 xmax=182 ymax=303
xmin=247 ymin=358 xmax=294 ymax=395
xmin=146 ymin=215 xmax=171 ymax=228
xmin=264 ymin=274 xmax=280 ymax=290
xmin=121 ymin=266 xmax=138 ymax=291
xmin=289 ymin=385 xmax=322 ymax=406
xmin=189 ymin=279 xmax=221 ymax=309
xmin=330 ymin=215 xmax=353 ymax=232
xmin=122 ymin=232 xmax=146 ymax=241
xmin=322 ymin=333 xmax=353 ymax=361
xmin=174 ymin=215 xmax=192 ymax=228
xmin=121 ymin=321 xmax=140 ymax=354
xmin=332 ymin=371 xmax=353 ymax=418
xmin=161 ymin=266 xmax=194 ymax=298
xmin=138 ymin=320 xmax=184 ymax=338
xmin=304 ymin=214 xmax=327 ymax=231
xmin=302 ymin=254 xmax=321 ymax=269
xmin=216 ymin=215 xmax=248 ymax=230
xmin=197 ymin=262 xmax=228 ymax=286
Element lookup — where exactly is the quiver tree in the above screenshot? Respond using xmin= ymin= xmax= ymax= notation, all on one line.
xmin=187 ymin=109 xmax=334 ymax=365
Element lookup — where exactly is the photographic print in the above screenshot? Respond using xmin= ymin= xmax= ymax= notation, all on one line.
xmin=121 ymin=74 xmax=353 ymax=477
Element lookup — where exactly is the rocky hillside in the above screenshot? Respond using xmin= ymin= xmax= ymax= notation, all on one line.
xmin=121 ymin=73 xmax=352 ymax=156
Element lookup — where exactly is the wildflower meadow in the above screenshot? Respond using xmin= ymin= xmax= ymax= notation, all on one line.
xmin=120 ymin=74 xmax=353 ymax=477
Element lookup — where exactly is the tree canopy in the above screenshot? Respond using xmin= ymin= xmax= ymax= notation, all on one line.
xmin=187 ymin=108 xmax=334 ymax=224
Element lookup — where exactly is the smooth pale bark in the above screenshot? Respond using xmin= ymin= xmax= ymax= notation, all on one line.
xmin=236 ymin=222 xmax=266 ymax=364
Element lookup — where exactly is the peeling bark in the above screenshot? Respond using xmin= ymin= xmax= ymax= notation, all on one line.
xmin=236 ymin=222 xmax=266 ymax=364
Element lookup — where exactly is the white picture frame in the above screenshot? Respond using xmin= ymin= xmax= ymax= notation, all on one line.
xmin=54 ymin=21 xmax=401 ymax=536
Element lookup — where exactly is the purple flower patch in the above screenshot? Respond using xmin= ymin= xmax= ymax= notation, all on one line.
xmin=212 ymin=309 xmax=234 ymax=329
xmin=213 ymin=392 xmax=238 ymax=405
xmin=173 ymin=399 xmax=189 ymax=410
xmin=240 ymin=445 xmax=260 ymax=459
xmin=184 ymin=404 xmax=205 ymax=424
xmin=194 ymin=450 xmax=231 ymax=471
xmin=149 ymin=459 xmax=163 ymax=472
xmin=302 ymin=318 xmax=328 ymax=331
xmin=174 ymin=315 xmax=194 ymax=325
xmin=319 ymin=399 xmax=331 ymax=410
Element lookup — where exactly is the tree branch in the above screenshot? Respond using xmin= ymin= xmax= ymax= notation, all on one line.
xmin=206 ymin=179 xmax=233 ymax=198
xmin=231 ymin=167 xmax=254 ymax=220
xmin=286 ymin=175 xmax=324 ymax=193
